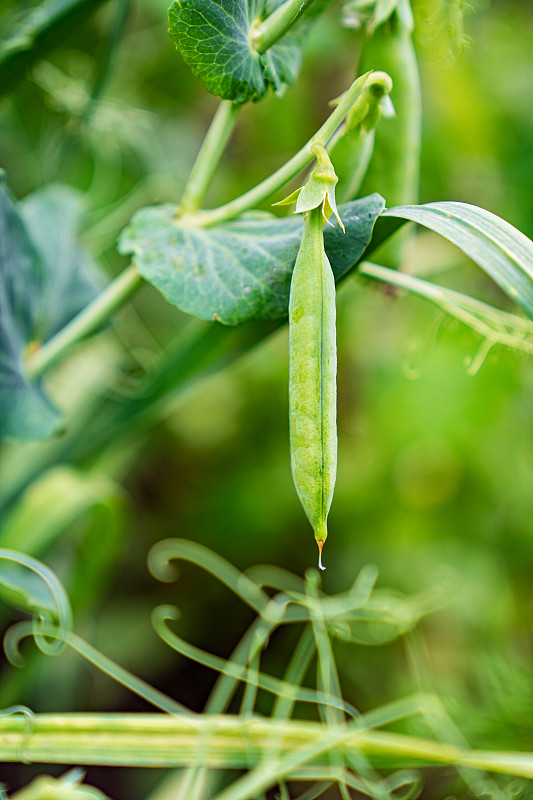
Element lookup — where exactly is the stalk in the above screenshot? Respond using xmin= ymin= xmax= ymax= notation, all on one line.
xmin=23 ymin=73 xmax=371 ymax=381
xmin=359 ymin=261 xmax=533 ymax=360
xmin=0 ymin=714 xmax=532 ymax=778
xmin=25 ymin=265 xmax=142 ymax=381
xmin=22 ymin=74 xmax=370 ymax=382
xmin=193 ymin=73 xmax=371 ymax=227
xmin=25 ymin=96 xmax=241 ymax=379
xmin=179 ymin=101 xmax=241 ymax=215
xmin=252 ymin=0 xmax=319 ymax=52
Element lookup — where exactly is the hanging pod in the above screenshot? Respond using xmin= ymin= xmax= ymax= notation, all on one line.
xmin=276 ymin=144 xmax=344 ymax=570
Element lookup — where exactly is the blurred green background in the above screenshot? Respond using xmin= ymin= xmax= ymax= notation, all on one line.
xmin=1 ymin=0 xmax=533 ymax=797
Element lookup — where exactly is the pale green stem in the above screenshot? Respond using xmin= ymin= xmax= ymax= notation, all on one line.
xmin=179 ymin=100 xmax=241 ymax=215
xmin=359 ymin=261 xmax=533 ymax=357
xmin=25 ymin=265 xmax=142 ymax=380
xmin=193 ymin=73 xmax=371 ymax=227
xmin=23 ymin=77 xmax=370 ymax=381
xmin=252 ymin=0 xmax=319 ymax=52
xmin=0 ymin=714 xmax=532 ymax=778
xmin=23 ymin=100 xmax=239 ymax=382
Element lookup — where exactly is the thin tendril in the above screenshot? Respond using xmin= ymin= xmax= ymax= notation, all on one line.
xmin=0 ymin=549 xmax=72 ymax=657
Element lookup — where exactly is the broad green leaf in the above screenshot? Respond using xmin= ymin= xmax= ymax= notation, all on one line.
xmin=168 ymin=0 xmax=318 ymax=103
xmin=0 ymin=177 xmax=101 ymax=442
xmin=119 ymin=194 xmax=385 ymax=325
xmin=382 ymin=201 xmax=533 ymax=319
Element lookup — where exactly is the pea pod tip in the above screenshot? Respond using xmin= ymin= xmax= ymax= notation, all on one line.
xmin=317 ymin=540 xmax=326 ymax=571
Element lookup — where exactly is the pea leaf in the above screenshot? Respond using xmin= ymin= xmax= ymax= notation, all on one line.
xmin=168 ymin=0 xmax=317 ymax=103
xmin=382 ymin=202 xmax=533 ymax=319
xmin=119 ymin=194 xmax=385 ymax=325
xmin=20 ymin=184 xmax=103 ymax=340
xmin=0 ymin=178 xmax=101 ymax=442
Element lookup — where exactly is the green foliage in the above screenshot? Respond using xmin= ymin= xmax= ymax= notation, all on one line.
xmin=167 ymin=0 xmax=316 ymax=103
xmin=383 ymin=201 xmax=533 ymax=319
xmin=0 ymin=0 xmax=108 ymax=95
xmin=0 ymin=539 xmax=531 ymax=797
xmin=0 ymin=177 xmax=99 ymax=442
xmin=119 ymin=196 xmax=384 ymax=324
xmin=2 ymin=0 xmax=533 ymax=797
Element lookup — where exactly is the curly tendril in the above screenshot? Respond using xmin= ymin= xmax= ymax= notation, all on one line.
xmin=0 ymin=548 xmax=72 ymax=659
xmin=151 ymin=604 xmax=362 ymax=723
xmin=148 ymin=538 xmax=270 ymax=615
xmin=0 ymin=705 xmax=34 ymax=764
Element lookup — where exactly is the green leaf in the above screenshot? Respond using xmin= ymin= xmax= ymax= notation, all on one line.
xmin=168 ymin=0 xmax=313 ymax=103
xmin=20 ymin=184 xmax=103 ymax=340
xmin=0 ymin=177 xmax=101 ymax=442
xmin=119 ymin=194 xmax=385 ymax=325
xmin=382 ymin=201 xmax=533 ymax=319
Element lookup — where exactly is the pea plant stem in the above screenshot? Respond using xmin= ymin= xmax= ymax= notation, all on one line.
xmin=0 ymin=713 xmax=532 ymax=778
xmin=193 ymin=73 xmax=371 ymax=228
xmin=179 ymin=100 xmax=241 ymax=215
xmin=25 ymin=99 xmax=240 ymax=380
xmin=359 ymin=261 xmax=533 ymax=357
xmin=25 ymin=265 xmax=143 ymax=381
xmin=23 ymin=75 xmax=370 ymax=382
xmin=252 ymin=0 xmax=319 ymax=52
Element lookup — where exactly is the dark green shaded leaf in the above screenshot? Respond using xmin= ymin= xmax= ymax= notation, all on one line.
xmin=0 ymin=181 xmax=59 ymax=441
xmin=0 ymin=178 xmax=101 ymax=442
xmin=119 ymin=194 xmax=385 ymax=325
xmin=382 ymin=201 xmax=533 ymax=319
xmin=20 ymin=184 xmax=103 ymax=339
xmin=0 ymin=0 xmax=108 ymax=95
xmin=168 ymin=0 xmax=311 ymax=103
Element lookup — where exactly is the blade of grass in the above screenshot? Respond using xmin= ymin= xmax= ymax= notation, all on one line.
xmin=381 ymin=202 xmax=533 ymax=319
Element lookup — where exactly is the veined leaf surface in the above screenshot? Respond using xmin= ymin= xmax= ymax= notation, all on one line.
xmin=168 ymin=0 xmax=322 ymax=103
xmin=119 ymin=194 xmax=385 ymax=325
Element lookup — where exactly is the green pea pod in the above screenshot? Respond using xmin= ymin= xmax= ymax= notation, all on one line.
xmin=358 ymin=15 xmax=421 ymax=209
xmin=277 ymin=144 xmax=342 ymax=570
xmin=289 ymin=204 xmax=337 ymax=570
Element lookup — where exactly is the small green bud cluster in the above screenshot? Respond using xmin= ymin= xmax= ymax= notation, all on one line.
xmin=275 ymin=143 xmax=344 ymax=230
